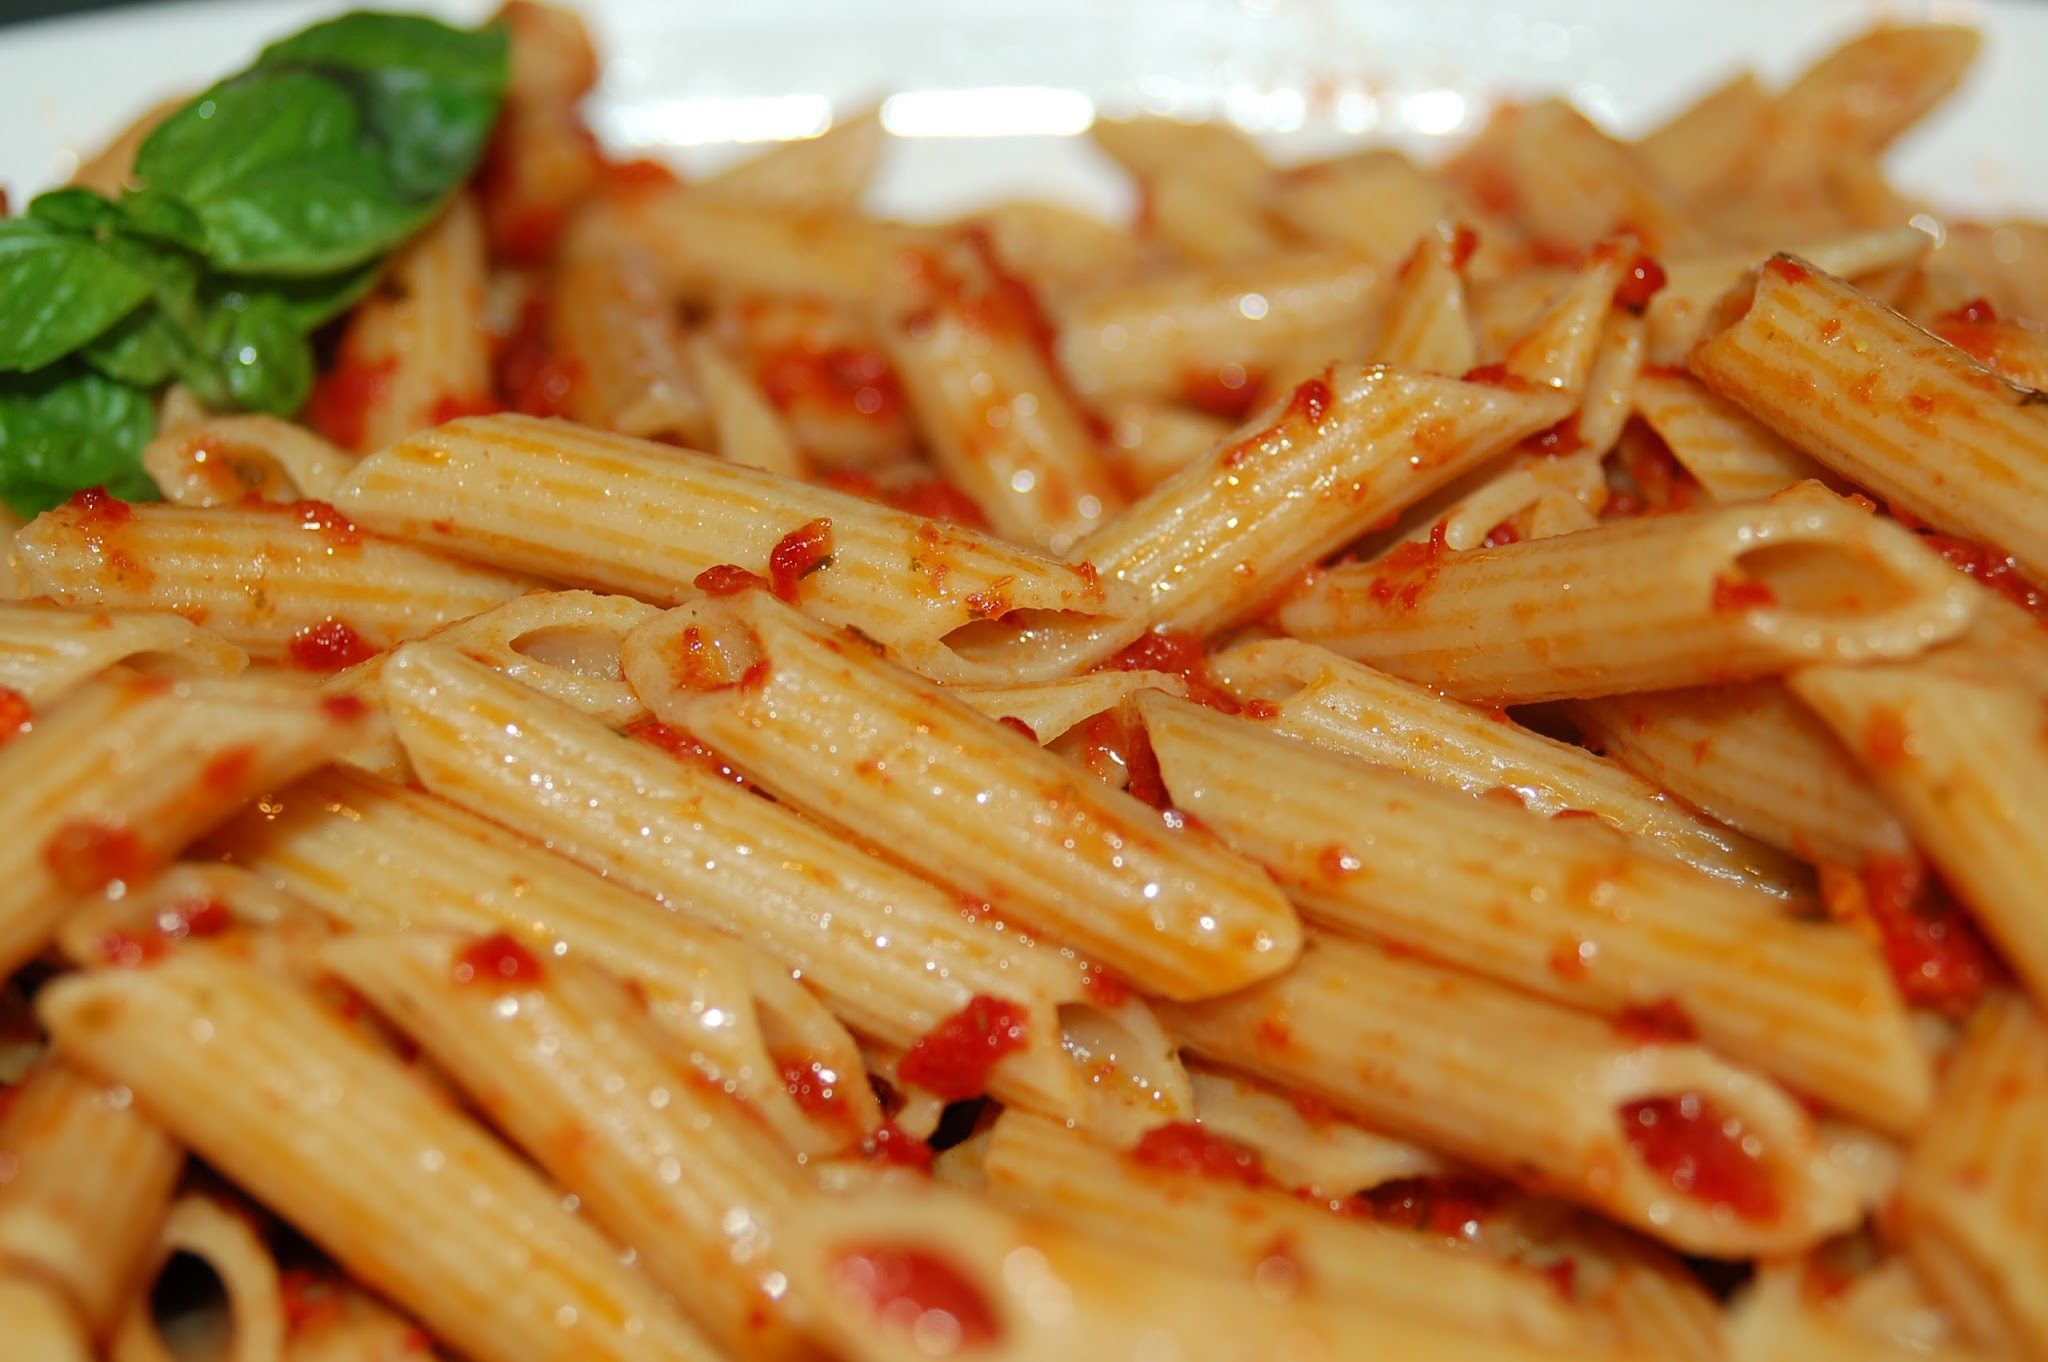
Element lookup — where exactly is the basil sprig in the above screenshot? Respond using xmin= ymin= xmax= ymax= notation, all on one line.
xmin=0 ymin=12 xmax=507 ymax=516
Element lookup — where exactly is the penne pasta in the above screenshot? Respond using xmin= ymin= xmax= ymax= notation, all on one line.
xmin=12 ymin=498 xmax=537 ymax=666
xmin=330 ymin=413 xmax=1141 ymax=683
xmin=1632 ymin=367 xmax=1830 ymax=501
xmin=950 ymin=669 xmax=1188 ymax=744
xmin=325 ymin=930 xmax=814 ymax=1358
xmin=1689 ymin=255 xmax=2048 ymax=585
xmin=214 ymin=763 xmax=876 ymax=1153
xmin=1571 ymin=681 xmax=1914 ymax=868
xmin=978 ymin=1109 xmax=1591 ymax=1349
xmin=1074 ymin=364 xmax=1573 ymax=639
xmin=39 ymin=948 xmax=726 ymax=1362
xmin=142 ymin=414 xmax=357 ymax=507
xmin=1456 ymin=99 xmax=1705 ymax=254
xmin=1140 ymin=692 xmax=1927 ymax=1130
xmin=1895 ymin=994 xmax=2048 ymax=1358
xmin=1275 ymin=481 xmax=1973 ymax=702
xmin=0 ymin=601 xmax=245 ymax=706
xmin=1100 ymin=398 xmax=1232 ymax=491
xmin=621 ymin=593 xmax=1300 ymax=1001
xmin=550 ymin=219 xmax=709 ymax=444
xmin=110 ymin=1192 xmax=286 ymax=1362
xmin=699 ymin=109 xmax=884 ymax=211
xmin=1792 ymin=663 xmax=2048 ymax=1010
xmin=0 ymin=1058 xmax=182 ymax=1334
xmin=380 ymin=641 xmax=1193 ymax=1134
xmin=683 ymin=332 xmax=806 ymax=477
xmin=1372 ymin=224 xmax=1478 ymax=376
xmin=1185 ymin=1063 xmax=1450 ymax=1194
xmin=1728 ymin=1267 xmax=1998 ymax=1362
xmin=1636 ymin=71 xmax=1770 ymax=204
xmin=1753 ymin=26 xmax=1982 ymax=191
xmin=0 ymin=671 xmax=360 ymax=979
xmin=606 ymin=189 xmax=922 ymax=307
xmin=1271 ymin=153 xmax=1460 ymax=268
xmin=1159 ymin=930 xmax=1863 ymax=1255
xmin=0 ymin=1277 xmax=91 ymax=1362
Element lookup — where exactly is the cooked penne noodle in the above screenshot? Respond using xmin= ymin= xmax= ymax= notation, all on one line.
xmin=683 ymin=332 xmax=806 ymax=477
xmin=0 ymin=1277 xmax=91 ymax=1362
xmin=214 ymin=764 xmax=875 ymax=1152
xmin=1895 ymin=994 xmax=2048 ymax=1357
xmin=1636 ymin=71 xmax=1770 ymax=204
xmin=1571 ymin=681 xmax=1913 ymax=867
xmin=1498 ymin=248 xmax=1628 ymax=395
xmin=1141 ymin=171 xmax=1292 ymax=265
xmin=1753 ymin=26 xmax=1982 ymax=191
xmin=551 ymin=221 xmax=709 ymax=444
xmin=1792 ymin=664 xmax=2048 ymax=1008
xmin=1140 ymin=693 xmax=1926 ymax=1129
xmin=1924 ymin=308 xmax=2048 ymax=390
xmin=1159 ymin=931 xmax=1862 ymax=1255
xmin=282 ymin=1281 xmax=445 ymax=1362
xmin=1053 ymin=252 xmax=1381 ymax=405
xmin=0 ymin=672 xmax=359 ymax=978
xmin=40 ymin=949 xmax=726 ymax=1362
xmin=1462 ymin=100 xmax=1705 ymax=254
xmin=1576 ymin=313 xmax=1646 ymax=454
xmin=318 ymin=192 xmax=492 ymax=452
xmin=0 ymin=601 xmax=246 ymax=705
xmin=1728 ymin=1267 xmax=1998 ymax=1362
xmin=12 ymin=499 xmax=537 ymax=665
xmin=699 ymin=109 xmax=883 ymax=211
xmin=1275 ymin=482 xmax=1974 ymax=702
xmin=1101 ymin=399 xmax=1232 ymax=491
xmin=110 ymin=1192 xmax=286 ymax=1362
xmin=1075 ymin=365 xmax=1573 ymax=639
xmin=143 ymin=415 xmax=357 ymax=507
xmin=966 ymin=200 xmax=1151 ymax=297
xmin=1209 ymin=638 xmax=1801 ymax=893
xmin=325 ymin=930 xmax=813 ymax=1358
xmin=783 ymin=1186 xmax=1579 ymax=1362
xmin=1632 ymin=367 xmax=1830 ymax=501
xmin=68 ymin=94 xmax=182 ymax=196
xmin=1568 ymin=1222 xmax=1728 ymax=1362
xmin=380 ymin=641 xmax=1192 ymax=1133
xmin=1372 ymin=224 xmax=1477 ymax=375
xmin=1184 ymin=1064 xmax=1450 ymax=1194
xmin=331 ymin=413 xmax=1140 ymax=683
xmin=607 ymin=189 xmax=921 ymax=307
xmin=1271 ymin=153 xmax=1460 ymax=267
xmin=881 ymin=235 xmax=1124 ymax=552
xmin=950 ymin=669 xmax=1188 ymax=743
xmin=622 ymin=594 xmax=1300 ymax=1001
xmin=1690 ymin=255 xmax=2048 ymax=584
xmin=51 ymin=861 xmax=325 ymax=972
xmin=0 ymin=1059 xmax=182 ymax=1333
xmin=979 ymin=1109 xmax=1589 ymax=1348
xmin=1089 ymin=115 xmax=1272 ymax=194
xmin=475 ymin=0 xmax=601 ymax=264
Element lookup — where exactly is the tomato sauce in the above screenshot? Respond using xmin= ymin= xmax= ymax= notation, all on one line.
xmin=1711 ymin=575 xmax=1778 ymax=614
xmin=0 ymin=687 xmax=29 ymax=746
xmin=321 ymin=693 xmax=369 ymax=725
xmin=1095 ymin=629 xmax=1241 ymax=713
xmin=1449 ymin=224 xmax=1480 ymax=270
xmin=1764 ymin=257 xmax=1810 ymax=285
xmin=831 ymin=1243 xmax=1001 ymax=1352
xmin=279 ymin=1270 xmax=346 ymax=1335
xmin=99 ymin=930 xmax=170 ymax=968
xmin=1130 ymin=1121 xmax=1270 ymax=1188
xmin=1076 ymin=711 xmax=1171 ymax=809
xmin=776 ymin=1051 xmax=854 ymax=1130
xmin=274 ymin=499 xmax=361 ymax=549
xmin=694 ymin=563 xmax=769 ymax=596
xmin=44 ymin=820 xmax=152 ymax=893
xmin=1285 ymin=376 xmax=1335 ymax=428
xmin=451 ymin=932 xmax=546 ymax=987
xmin=66 ymin=485 xmax=134 ymax=525
xmin=859 ymin=1120 xmax=936 ymax=1172
xmin=995 ymin=715 xmax=1039 ymax=742
xmin=497 ymin=296 xmax=581 ymax=418
xmin=1528 ymin=412 xmax=1582 ymax=456
xmin=1366 ymin=523 xmax=1449 ymax=611
xmin=302 ymin=357 xmax=398 ymax=451
xmin=1613 ymin=253 xmax=1668 ymax=313
xmin=425 ymin=393 xmax=501 ymax=426
xmin=1918 ymin=532 xmax=2046 ymax=618
xmin=1614 ymin=998 xmax=1698 ymax=1045
xmin=895 ymin=995 xmax=1028 ymax=1101
xmin=623 ymin=717 xmax=749 ymax=785
xmin=757 ymin=343 xmax=905 ymax=423
xmin=1619 ymin=1093 xmax=1780 ymax=1221
xmin=769 ymin=518 xmax=834 ymax=603
xmin=288 ymin=618 xmax=379 ymax=672
xmin=1820 ymin=858 xmax=2003 ymax=1018
xmin=1348 ymin=1176 xmax=1500 ymax=1237
xmin=1182 ymin=364 xmax=1267 ymax=421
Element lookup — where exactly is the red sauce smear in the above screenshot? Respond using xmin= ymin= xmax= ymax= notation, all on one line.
xmin=1820 ymin=858 xmax=2004 ymax=1018
xmin=66 ymin=485 xmax=134 ymax=525
xmin=1285 ymin=376 xmax=1335 ymax=428
xmin=598 ymin=156 xmax=683 ymax=196
xmin=995 ymin=715 xmax=1039 ymax=742
xmin=1348 ymin=1176 xmax=1500 ymax=1238
xmin=288 ymin=618 xmax=379 ymax=672
xmin=302 ymin=357 xmax=398 ymax=452
xmin=1528 ymin=412 xmax=1582 ymax=456
xmin=1079 ymin=961 xmax=1132 ymax=1008
xmin=769 ymin=518 xmax=834 ymax=603
xmin=426 ymin=393 xmax=501 ymax=426
xmin=1619 ymin=1093 xmax=1780 ymax=1221
xmin=1182 ymin=364 xmax=1267 ymax=421
xmin=452 ymin=932 xmax=547 ymax=987
xmin=1449 ymin=223 xmax=1480 ymax=270
xmin=1919 ymin=532 xmax=2046 ymax=618
xmin=201 ymin=745 xmax=256 ymax=796
xmin=831 ymin=1243 xmax=1001 ymax=1352
xmin=165 ymin=898 xmax=234 ymax=939
xmin=44 ymin=820 xmax=152 ymax=894
xmin=1481 ymin=519 xmax=1522 ymax=548
xmin=278 ymin=499 xmax=361 ymax=549
xmin=1460 ymin=362 xmax=1535 ymax=391
xmin=695 ymin=563 xmax=769 ymax=596
xmin=819 ymin=470 xmax=992 ymax=531
xmin=895 ymin=995 xmax=1028 ymax=1102
xmin=99 ymin=930 xmax=169 ymax=968
xmin=1615 ymin=998 xmax=1699 ymax=1045
xmin=1130 ymin=1121 xmax=1270 ymax=1188
xmin=624 ymin=717 xmax=749 ymax=785
xmin=1613 ymin=253 xmax=1668 ymax=313
xmin=279 ymin=1270 xmax=347 ymax=1335
xmin=859 ymin=1120 xmax=936 ymax=1172
xmin=498 ymin=296 xmax=582 ymax=418
xmin=1711 ymin=575 xmax=1778 ymax=614
xmin=1095 ymin=628 xmax=1241 ymax=713
xmin=1076 ymin=711 xmax=1171 ymax=809
xmin=1366 ymin=522 xmax=1449 ymax=612
xmin=0 ymin=687 xmax=29 ymax=747
xmin=758 ymin=343 xmax=905 ymax=423
xmin=321 ymin=693 xmax=369 ymax=724
xmin=777 ymin=1050 xmax=853 ymax=1130
xmin=1764 ymin=257 xmax=1810 ymax=285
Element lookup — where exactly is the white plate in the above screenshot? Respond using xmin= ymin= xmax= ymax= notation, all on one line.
xmin=3 ymin=0 xmax=2045 ymax=222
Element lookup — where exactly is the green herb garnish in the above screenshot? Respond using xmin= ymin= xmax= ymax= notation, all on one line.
xmin=0 ymin=11 xmax=508 ymax=516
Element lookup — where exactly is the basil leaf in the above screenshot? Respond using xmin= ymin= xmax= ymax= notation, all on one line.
xmin=81 ymin=305 xmax=190 ymax=388
xmin=25 ymin=188 xmax=125 ymax=233
xmin=229 ymin=257 xmax=384 ymax=332
xmin=0 ymin=220 xmax=155 ymax=373
xmin=257 ymin=13 xmax=509 ymax=202
xmin=0 ymin=365 xmax=156 ymax=517
xmin=196 ymin=290 xmax=314 ymax=415
xmin=133 ymin=15 xmax=506 ymax=276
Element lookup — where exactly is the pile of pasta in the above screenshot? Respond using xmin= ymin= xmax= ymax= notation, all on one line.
xmin=5 ymin=7 xmax=2048 ymax=1361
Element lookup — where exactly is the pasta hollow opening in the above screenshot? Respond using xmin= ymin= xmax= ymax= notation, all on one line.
xmin=651 ymin=602 xmax=766 ymax=692
xmin=938 ymin=609 xmax=1108 ymax=668
xmin=1726 ymin=539 xmax=1921 ymax=619
xmin=508 ymin=625 xmax=629 ymax=681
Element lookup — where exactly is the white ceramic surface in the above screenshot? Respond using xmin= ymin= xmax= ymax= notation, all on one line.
xmin=1 ymin=0 xmax=2042 ymax=222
